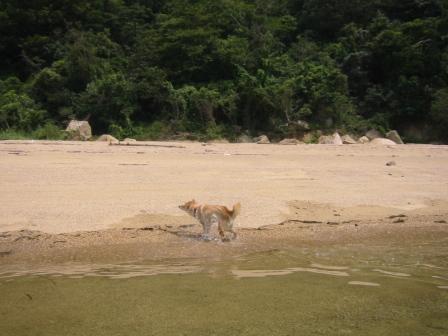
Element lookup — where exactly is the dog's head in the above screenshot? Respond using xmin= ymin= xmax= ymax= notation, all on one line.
xmin=178 ymin=199 xmax=197 ymax=214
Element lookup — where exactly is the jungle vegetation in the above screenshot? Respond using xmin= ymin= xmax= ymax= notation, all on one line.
xmin=1 ymin=0 xmax=447 ymax=141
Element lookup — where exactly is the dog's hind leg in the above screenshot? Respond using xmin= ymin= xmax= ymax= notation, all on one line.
xmin=218 ymin=223 xmax=225 ymax=241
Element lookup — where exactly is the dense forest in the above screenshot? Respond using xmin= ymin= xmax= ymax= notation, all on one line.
xmin=1 ymin=0 xmax=447 ymax=141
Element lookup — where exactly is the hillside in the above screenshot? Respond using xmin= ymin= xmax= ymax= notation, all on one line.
xmin=1 ymin=0 xmax=447 ymax=141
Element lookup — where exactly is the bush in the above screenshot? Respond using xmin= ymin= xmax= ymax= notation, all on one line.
xmin=0 ymin=91 xmax=47 ymax=131
xmin=204 ymin=124 xmax=231 ymax=140
xmin=0 ymin=129 xmax=30 ymax=140
xmin=32 ymin=122 xmax=66 ymax=140
xmin=108 ymin=123 xmax=132 ymax=140
xmin=132 ymin=121 xmax=172 ymax=140
xmin=431 ymin=88 xmax=448 ymax=140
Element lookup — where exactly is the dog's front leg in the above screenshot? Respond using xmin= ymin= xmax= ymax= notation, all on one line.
xmin=201 ymin=221 xmax=212 ymax=241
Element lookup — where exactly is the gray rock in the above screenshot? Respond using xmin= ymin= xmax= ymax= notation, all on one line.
xmin=97 ymin=134 xmax=118 ymax=143
xmin=341 ymin=135 xmax=357 ymax=144
xmin=318 ymin=132 xmax=343 ymax=145
xmin=370 ymin=138 xmax=397 ymax=145
xmin=255 ymin=135 xmax=270 ymax=144
xmin=358 ymin=136 xmax=370 ymax=144
xmin=65 ymin=120 xmax=92 ymax=141
xmin=386 ymin=130 xmax=404 ymax=144
xmin=365 ymin=129 xmax=382 ymax=140
xmin=278 ymin=138 xmax=301 ymax=145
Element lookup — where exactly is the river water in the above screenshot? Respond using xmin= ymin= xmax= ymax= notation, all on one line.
xmin=1 ymin=241 xmax=447 ymax=335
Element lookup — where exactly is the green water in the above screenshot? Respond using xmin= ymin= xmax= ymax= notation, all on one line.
xmin=1 ymin=244 xmax=448 ymax=336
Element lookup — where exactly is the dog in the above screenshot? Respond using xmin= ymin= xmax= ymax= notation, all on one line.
xmin=179 ymin=199 xmax=241 ymax=241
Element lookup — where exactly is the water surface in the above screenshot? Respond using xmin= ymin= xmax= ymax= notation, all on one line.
xmin=1 ymin=243 xmax=447 ymax=336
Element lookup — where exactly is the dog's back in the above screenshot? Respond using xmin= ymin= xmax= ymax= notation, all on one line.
xmin=200 ymin=203 xmax=240 ymax=221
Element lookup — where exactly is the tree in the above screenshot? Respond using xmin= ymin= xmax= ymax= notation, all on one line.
xmin=431 ymin=88 xmax=448 ymax=139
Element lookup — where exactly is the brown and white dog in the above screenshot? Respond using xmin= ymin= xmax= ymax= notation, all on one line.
xmin=179 ymin=200 xmax=241 ymax=241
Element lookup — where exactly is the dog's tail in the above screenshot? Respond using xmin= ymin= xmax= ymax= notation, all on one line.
xmin=230 ymin=203 xmax=241 ymax=219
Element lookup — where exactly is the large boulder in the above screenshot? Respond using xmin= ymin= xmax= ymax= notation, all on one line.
xmin=97 ymin=134 xmax=118 ymax=143
xmin=370 ymin=138 xmax=397 ymax=145
xmin=279 ymin=138 xmax=301 ymax=145
xmin=358 ymin=136 xmax=370 ymax=144
xmin=65 ymin=120 xmax=92 ymax=140
xmin=365 ymin=129 xmax=382 ymax=140
xmin=341 ymin=134 xmax=357 ymax=144
xmin=255 ymin=135 xmax=270 ymax=144
xmin=318 ymin=132 xmax=343 ymax=145
xmin=386 ymin=130 xmax=404 ymax=144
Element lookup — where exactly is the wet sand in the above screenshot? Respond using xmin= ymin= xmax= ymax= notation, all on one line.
xmin=1 ymin=140 xmax=448 ymax=264
xmin=0 ymin=208 xmax=447 ymax=265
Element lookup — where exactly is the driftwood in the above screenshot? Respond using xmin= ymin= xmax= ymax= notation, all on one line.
xmin=110 ymin=142 xmax=186 ymax=149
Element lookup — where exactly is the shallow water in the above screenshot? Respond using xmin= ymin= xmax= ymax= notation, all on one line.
xmin=1 ymin=242 xmax=448 ymax=336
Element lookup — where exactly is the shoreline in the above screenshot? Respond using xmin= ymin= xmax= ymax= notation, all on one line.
xmin=1 ymin=203 xmax=447 ymax=266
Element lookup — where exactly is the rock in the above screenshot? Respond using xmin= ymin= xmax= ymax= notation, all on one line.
xmin=255 ymin=135 xmax=270 ymax=144
xmin=237 ymin=134 xmax=253 ymax=143
xmin=386 ymin=161 xmax=396 ymax=166
xmin=65 ymin=120 xmax=92 ymax=141
xmin=370 ymin=138 xmax=397 ymax=145
xmin=358 ymin=136 xmax=370 ymax=144
xmin=386 ymin=130 xmax=404 ymax=144
xmin=365 ymin=129 xmax=382 ymax=140
xmin=97 ymin=134 xmax=118 ymax=143
xmin=341 ymin=135 xmax=357 ymax=144
xmin=278 ymin=138 xmax=301 ymax=145
xmin=318 ymin=132 xmax=343 ymax=145
xmin=123 ymin=138 xmax=137 ymax=143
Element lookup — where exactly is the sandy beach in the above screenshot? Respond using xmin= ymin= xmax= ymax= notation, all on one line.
xmin=1 ymin=140 xmax=448 ymax=263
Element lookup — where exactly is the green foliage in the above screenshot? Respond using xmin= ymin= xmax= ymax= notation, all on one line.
xmin=74 ymin=72 xmax=136 ymax=133
xmin=132 ymin=121 xmax=173 ymax=141
xmin=0 ymin=90 xmax=47 ymax=131
xmin=1 ymin=0 xmax=448 ymax=141
xmin=0 ymin=129 xmax=30 ymax=140
xmin=32 ymin=122 xmax=67 ymax=140
xmin=431 ymin=88 xmax=448 ymax=139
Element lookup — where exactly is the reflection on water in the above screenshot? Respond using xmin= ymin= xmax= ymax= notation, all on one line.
xmin=348 ymin=281 xmax=380 ymax=286
xmin=1 ymin=242 xmax=448 ymax=335
xmin=231 ymin=267 xmax=349 ymax=278
xmin=0 ymin=264 xmax=202 ymax=280
xmin=373 ymin=269 xmax=411 ymax=277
